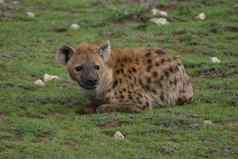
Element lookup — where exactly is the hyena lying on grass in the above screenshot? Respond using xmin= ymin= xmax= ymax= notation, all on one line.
xmin=56 ymin=41 xmax=193 ymax=113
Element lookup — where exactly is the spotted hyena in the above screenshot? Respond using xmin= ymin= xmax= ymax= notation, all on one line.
xmin=56 ymin=41 xmax=193 ymax=113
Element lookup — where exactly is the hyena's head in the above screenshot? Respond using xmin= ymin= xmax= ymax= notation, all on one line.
xmin=56 ymin=41 xmax=112 ymax=90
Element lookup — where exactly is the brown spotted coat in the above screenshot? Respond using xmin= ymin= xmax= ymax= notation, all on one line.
xmin=97 ymin=47 xmax=193 ymax=112
xmin=57 ymin=43 xmax=193 ymax=113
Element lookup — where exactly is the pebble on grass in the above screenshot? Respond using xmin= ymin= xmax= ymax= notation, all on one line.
xmin=210 ymin=57 xmax=221 ymax=63
xmin=43 ymin=73 xmax=59 ymax=82
xmin=195 ymin=12 xmax=207 ymax=20
xmin=204 ymin=120 xmax=213 ymax=126
xmin=151 ymin=8 xmax=168 ymax=17
xmin=150 ymin=18 xmax=169 ymax=25
xmin=26 ymin=12 xmax=35 ymax=18
xmin=113 ymin=131 xmax=125 ymax=140
xmin=70 ymin=24 xmax=80 ymax=30
xmin=13 ymin=1 xmax=19 ymax=5
xmin=34 ymin=79 xmax=45 ymax=87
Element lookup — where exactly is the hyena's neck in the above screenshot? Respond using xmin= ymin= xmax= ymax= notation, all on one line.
xmin=96 ymin=68 xmax=113 ymax=101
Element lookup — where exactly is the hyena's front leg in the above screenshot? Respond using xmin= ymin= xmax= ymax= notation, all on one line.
xmin=96 ymin=103 xmax=152 ymax=113
xmin=81 ymin=99 xmax=104 ymax=114
xmin=81 ymin=102 xmax=98 ymax=114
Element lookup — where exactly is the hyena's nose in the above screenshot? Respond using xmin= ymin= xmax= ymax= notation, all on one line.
xmin=85 ymin=79 xmax=98 ymax=86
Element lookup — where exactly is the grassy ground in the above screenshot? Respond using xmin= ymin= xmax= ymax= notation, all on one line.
xmin=0 ymin=0 xmax=238 ymax=158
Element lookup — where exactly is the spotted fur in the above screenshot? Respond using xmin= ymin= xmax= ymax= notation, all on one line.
xmin=56 ymin=42 xmax=193 ymax=113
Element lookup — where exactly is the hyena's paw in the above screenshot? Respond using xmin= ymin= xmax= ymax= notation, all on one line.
xmin=96 ymin=104 xmax=145 ymax=113
xmin=96 ymin=104 xmax=115 ymax=113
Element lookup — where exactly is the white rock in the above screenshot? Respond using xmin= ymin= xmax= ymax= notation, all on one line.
xmin=43 ymin=73 xmax=59 ymax=82
xmin=204 ymin=120 xmax=213 ymax=125
xmin=34 ymin=79 xmax=45 ymax=87
xmin=196 ymin=12 xmax=207 ymax=20
xmin=150 ymin=18 xmax=169 ymax=25
xmin=26 ymin=12 xmax=35 ymax=18
xmin=210 ymin=57 xmax=221 ymax=63
xmin=113 ymin=131 xmax=125 ymax=140
xmin=0 ymin=0 xmax=4 ymax=4
xmin=151 ymin=8 xmax=159 ymax=15
xmin=70 ymin=24 xmax=80 ymax=30
xmin=159 ymin=10 xmax=168 ymax=17
xmin=13 ymin=1 xmax=19 ymax=5
xmin=151 ymin=8 xmax=168 ymax=17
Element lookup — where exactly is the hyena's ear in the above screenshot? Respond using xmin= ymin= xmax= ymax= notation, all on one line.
xmin=98 ymin=40 xmax=111 ymax=62
xmin=56 ymin=45 xmax=75 ymax=65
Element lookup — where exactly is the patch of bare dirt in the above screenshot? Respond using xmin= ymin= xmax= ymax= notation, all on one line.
xmin=0 ymin=112 xmax=7 ymax=120
xmin=208 ymin=84 xmax=226 ymax=91
xmin=159 ymin=142 xmax=178 ymax=155
xmin=225 ymin=26 xmax=238 ymax=33
xmin=64 ymin=140 xmax=80 ymax=150
xmin=33 ymin=136 xmax=49 ymax=144
xmin=52 ymin=27 xmax=68 ymax=33
xmin=199 ymin=64 xmax=238 ymax=78
xmin=97 ymin=120 xmax=123 ymax=129
xmin=158 ymin=2 xmax=177 ymax=11
xmin=127 ymin=0 xmax=177 ymax=11
xmin=200 ymin=68 xmax=225 ymax=77
xmin=0 ymin=0 xmax=21 ymax=20
xmin=206 ymin=146 xmax=237 ymax=158
xmin=0 ymin=53 xmax=17 ymax=61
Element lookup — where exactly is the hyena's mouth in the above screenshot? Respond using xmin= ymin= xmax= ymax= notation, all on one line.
xmin=78 ymin=82 xmax=97 ymax=90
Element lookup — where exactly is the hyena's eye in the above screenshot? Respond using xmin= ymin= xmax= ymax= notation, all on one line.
xmin=94 ymin=65 xmax=100 ymax=70
xmin=75 ymin=65 xmax=83 ymax=72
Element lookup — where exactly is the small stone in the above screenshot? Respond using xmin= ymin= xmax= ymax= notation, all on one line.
xmin=151 ymin=8 xmax=168 ymax=17
xmin=195 ymin=12 xmax=207 ymax=20
xmin=150 ymin=18 xmax=169 ymax=25
xmin=159 ymin=10 xmax=168 ymax=17
xmin=43 ymin=73 xmax=59 ymax=82
xmin=204 ymin=120 xmax=213 ymax=125
xmin=151 ymin=8 xmax=159 ymax=15
xmin=113 ymin=131 xmax=125 ymax=140
xmin=210 ymin=57 xmax=221 ymax=63
xmin=26 ymin=12 xmax=35 ymax=18
xmin=70 ymin=24 xmax=80 ymax=30
xmin=13 ymin=1 xmax=19 ymax=5
xmin=34 ymin=79 xmax=45 ymax=87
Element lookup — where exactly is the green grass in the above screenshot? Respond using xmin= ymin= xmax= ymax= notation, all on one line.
xmin=0 ymin=0 xmax=238 ymax=158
